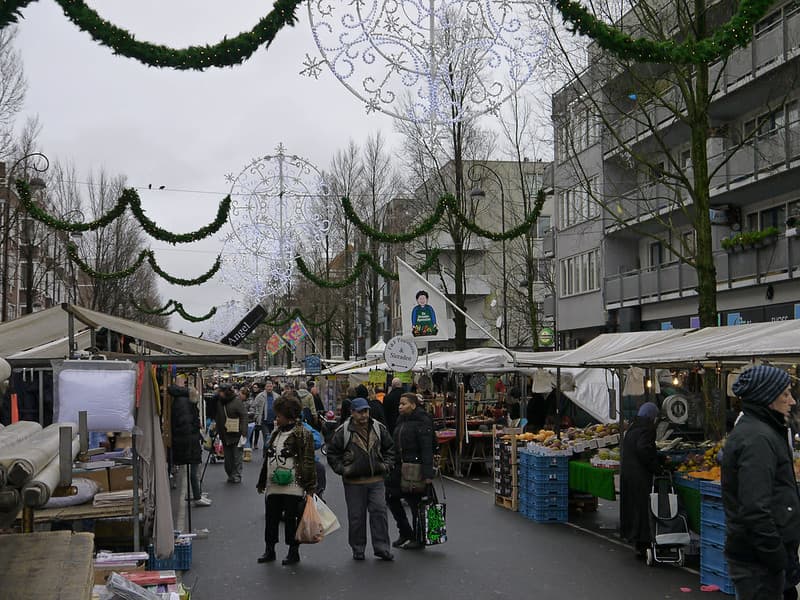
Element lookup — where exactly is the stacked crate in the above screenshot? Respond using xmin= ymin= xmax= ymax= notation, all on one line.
xmin=518 ymin=449 xmax=569 ymax=523
xmin=699 ymin=481 xmax=734 ymax=595
xmin=493 ymin=427 xmax=519 ymax=510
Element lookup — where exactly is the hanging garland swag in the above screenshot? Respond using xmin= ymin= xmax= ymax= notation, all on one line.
xmin=1 ymin=0 xmax=304 ymax=70
xmin=129 ymin=297 xmax=217 ymax=323
xmin=15 ymin=180 xmax=231 ymax=244
xmin=67 ymin=242 xmax=221 ymax=286
xmin=262 ymin=307 xmax=338 ymax=328
xmin=553 ymin=0 xmax=770 ymax=64
xmin=295 ymin=249 xmax=440 ymax=289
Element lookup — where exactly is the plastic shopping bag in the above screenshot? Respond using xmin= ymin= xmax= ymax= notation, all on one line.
xmin=295 ymin=495 xmax=324 ymax=544
xmin=418 ymin=483 xmax=447 ymax=546
xmin=313 ymin=494 xmax=341 ymax=536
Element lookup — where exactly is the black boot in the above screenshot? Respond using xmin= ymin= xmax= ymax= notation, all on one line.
xmin=257 ymin=547 xmax=276 ymax=563
xmin=282 ymin=545 xmax=300 ymax=565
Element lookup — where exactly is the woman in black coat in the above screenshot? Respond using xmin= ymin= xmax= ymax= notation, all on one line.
xmin=169 ymin=383 xmax=211 ymax=506
xmin=386 ymin=393 xmax=439 ymax=550
xmin=620 ymin=402 xmax=661 ymax=555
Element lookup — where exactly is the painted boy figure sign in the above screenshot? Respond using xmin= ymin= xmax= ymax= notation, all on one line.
xmin=397 ymin=259 xmax=452 ymax=342
xmin=411 ymin=290 xmax=438 ymax=337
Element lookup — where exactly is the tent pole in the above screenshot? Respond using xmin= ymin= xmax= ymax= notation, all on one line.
xmin=555 ymin=368 xmax=562 ymax=439
xmin=67 ymin=313 xmax=76 ymax=359
xmin=132 ymin=420 xmax=140 ymax=552
xmin=38 ymin=370 xmax=44 ymax=425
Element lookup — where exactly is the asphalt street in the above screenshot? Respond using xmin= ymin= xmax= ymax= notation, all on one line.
xmin=174 ymin=456 xmax=726 ymax=599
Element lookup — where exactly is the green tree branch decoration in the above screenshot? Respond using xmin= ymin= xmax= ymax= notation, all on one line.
xmin=342 ymin=195 xmax=449 ymax=242
xmin=15 ymin=180 xmax=231 ymax=244
xmin=295 ymin=249 xmax=440 ymax=289
xmin=455 ymin=189 xmax=547 ymax=241
xmin=553 ymin=0 xmax=770 ymax=64
xmin=130 ymin=296 xmax=217 ymax=322
xmin=67 ymin=242 xmax=221 ymax=286
xmin=263 ymin=307 xmax=338 ymax=328
xmin=2 ymin=0 xmax=304 ymax=70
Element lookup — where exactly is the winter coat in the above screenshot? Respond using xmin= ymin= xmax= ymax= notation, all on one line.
xmin=383 ymin=388 xmax=403 ymax=435
xmin=722 ymin=404 xmax=800 ymax=573
xmin=297 ymin=389 xmax=318 ymax=426
xmin=387 ymin=407 xmax=438 ymax=493
xmin=169 ymin=385 xmax=202 ymax=465
xmin=327 ymin=417 xmax=395 ymax=484
xmin=246 ymin=394 xmax=264 ymax=424
xmin=369 ymin=399 xmax=386 ymax=426
xmin=620 ymin=416 xmax=662 ymax=546
xmin=256 ymin=422 xmax=317 ymax=494
xmin=216 ymin=392 xmax=248 ymax=445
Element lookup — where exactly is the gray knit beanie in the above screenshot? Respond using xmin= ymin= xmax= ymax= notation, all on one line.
xmin=732 ymin=365 xmax=790 ymax=407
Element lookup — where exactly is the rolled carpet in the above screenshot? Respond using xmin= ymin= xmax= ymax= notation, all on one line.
xmin=22 ymin=436 xmax=81 ymax=508
xmin=0 ymin=422 xmax=77 ymax=488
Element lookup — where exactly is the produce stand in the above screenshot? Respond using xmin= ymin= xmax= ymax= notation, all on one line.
xmin=0 ymin=531 xmax=94 ymax=599
xmin=567 ymin=460 xmax=616 ymax=501
xmin=673 ymin=475 xmax=701 ymax=533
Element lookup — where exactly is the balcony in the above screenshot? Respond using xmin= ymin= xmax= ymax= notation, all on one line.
xmin=604 ymin=234 xmax=800 ymax=308
xmin=606 ymin=182 xmax=685 ymax=231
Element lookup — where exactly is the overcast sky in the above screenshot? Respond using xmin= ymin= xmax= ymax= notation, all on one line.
xmin=12 ymin=1 xmax=402 ymax=336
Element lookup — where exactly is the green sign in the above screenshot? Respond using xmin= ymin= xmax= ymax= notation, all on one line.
xmin=538 ymin=327 xmax=555 ymax=347
xmin=395 ymin=371 xmax=413 ymax=384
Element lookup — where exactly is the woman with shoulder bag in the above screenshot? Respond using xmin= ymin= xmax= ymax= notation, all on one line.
xmin=216 ymin=384 xmax=248 ymax=483
xmin=387 ymin=393 xmax=438 ymax=550
xmin=256 ymin=392 xmax=317 ymax=566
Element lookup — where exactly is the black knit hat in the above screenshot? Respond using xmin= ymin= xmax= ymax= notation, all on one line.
xmin=732 ymin=365 xmax=791 ymax=407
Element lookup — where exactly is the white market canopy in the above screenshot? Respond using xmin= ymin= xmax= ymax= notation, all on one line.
xmin=0 ymin=304 xmax=255 ymax=367
xmin=364 ymin=339 xmax=386 ymax=359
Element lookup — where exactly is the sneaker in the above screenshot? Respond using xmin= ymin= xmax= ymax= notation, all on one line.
xmin=400 ymin=540 xmax=424 ymax=550
xmin=392 ymin=536 xmax=411 ymax=548
xmin=375 ymin=551 xmax=394 ymax=561
xmin=193 ymin=497 xmax=212 ymax=507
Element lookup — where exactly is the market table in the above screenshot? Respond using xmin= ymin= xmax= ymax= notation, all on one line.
xmin=568 ymin=460 xmax=616 ymax=501
xmin=17 ymin=501 xmax=136 ymax=523
xmin=0 ymin=530 xmax=94 ymax=599
xmin=436 ymin=430 xmax=457 ymax=474
xmin=461 ymin=430 xmax=494 ymax=477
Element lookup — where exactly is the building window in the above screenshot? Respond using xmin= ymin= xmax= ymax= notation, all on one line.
xmin=535 ymin=215 xmax=551 ymax=238
xmin=559 ymin=177 xmax=599 ymax=229
xmin=559 ymin=249 xmax=600 ymax=297
xmin=525 ymin=172 xmax=542 ymax=199
xmin=649 ymin=241 xmax=664 ymax=267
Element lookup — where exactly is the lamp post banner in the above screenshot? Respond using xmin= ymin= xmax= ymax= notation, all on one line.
xmin=221 ymin=303 xmax=268 ymax=346
xmin=397 ymin=258 xmax=452 ymax=341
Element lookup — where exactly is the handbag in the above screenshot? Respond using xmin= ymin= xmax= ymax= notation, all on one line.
xmin=417 ymin=481 xmax=447 ymax=546
xmin=313 ymin=494 xmax=341 ymax=536
xmin=222 ymin=405 xmax=240 ymax=434
xmin=271 ymin=467 xmax=294 ymax=486
xmin=295 ymin=495 xmax=324 ymax=544
xmin=400 ymin=462 xmax=426 ymax=494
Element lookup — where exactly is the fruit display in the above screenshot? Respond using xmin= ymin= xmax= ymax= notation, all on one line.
xmin=674 ymin=440 xmax=724 ymax=480
xmin=503 ymin=423 xmax=621 ymax=456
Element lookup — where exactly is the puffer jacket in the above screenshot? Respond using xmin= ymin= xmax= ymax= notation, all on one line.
xmin=388 ymin=408 xmax=438 ymax=491
xmin=256 ymin=422 xmax=317 ymax=494
xmin=327 ymin=418 xmax=395 ymax=484
xmin=722 ymin=404 xmax=800 ymax=572
xmin=216 ymin=392 xmax=248 ymax=445
xmin=169 ymin=385 xmax=201 ymax=465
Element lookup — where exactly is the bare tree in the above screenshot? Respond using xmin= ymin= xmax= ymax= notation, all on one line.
xmin=0 ymin=27 xmax=26 ymax=159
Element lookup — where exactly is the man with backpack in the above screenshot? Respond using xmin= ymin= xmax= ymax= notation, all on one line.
xmin=326 ymin=397 xmax=396 ymax=561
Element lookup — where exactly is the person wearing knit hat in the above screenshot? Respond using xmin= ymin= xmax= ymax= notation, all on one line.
xmin=722 ymin=365 xmax=800 ymax=599
xmin=620 ymin=400 xmax=664 ymax=557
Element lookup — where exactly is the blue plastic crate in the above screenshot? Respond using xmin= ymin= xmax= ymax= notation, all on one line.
xmin=700 ymin=519 xmax=726 ymax=546
xmin=700 ymin=565 xmax=735 ymax=595
xmin=530 ymin=454 xmax=570 ymax=469
xmin=701 ymin=497 xmax=725 ymax=526
xmin=531 ymin=467 xmax=568 ymax=483
xmin=699 ymin=480 xmax=722 ymax=498
xmin=700 ymin=540 xmax=728 ymax=574
xmin=530 ymin=479 xmax=569 ymax=496
xmin=518 ymin=450 xmax=534 ymax=467
xmin=530 ymin=505 xmax=568 ymax=523
xmin=531 ymin=494 xmax=568 ymax=510
xmin=147 ymin=541 xmax=192 ymax=571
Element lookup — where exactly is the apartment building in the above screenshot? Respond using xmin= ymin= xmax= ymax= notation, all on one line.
xmin=388 ymin=159 xmax=554 ymax=349
xmin=545 ymin=0 xmax=800 ymax=348
xmin=0 ymin=161 xmax=90 ymax=321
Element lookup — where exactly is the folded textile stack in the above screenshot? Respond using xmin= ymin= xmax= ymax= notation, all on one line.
xmin=93 ymin=489 xmax=134 ymax=508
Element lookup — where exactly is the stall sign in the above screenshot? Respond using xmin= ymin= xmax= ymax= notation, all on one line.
xmin=395 ymin=371 xmax=413 ymax=384
xmin=221 ymin=303 xmax=268 ymax=346
xmin=305 ymin=354 xmax=322 ymax=375
xmin=369 ymin=369 xmax=386 ymax=384
xmin=384 ymin=336 xmax=418 ymax=371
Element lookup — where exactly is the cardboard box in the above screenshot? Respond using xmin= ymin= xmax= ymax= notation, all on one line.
xmin=108 ymin=466 xmax=134 ymax=491
xmin=72 ymin=467 xmax=109 ymax=492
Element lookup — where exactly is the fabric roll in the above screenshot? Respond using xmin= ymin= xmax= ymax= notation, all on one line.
xmin=0 ymin=422 xmax=77 ymax=488
xmin=22 ymin=436 xmax=81 ymax=508
xmin=0 ymin=421 xmax=43 ymax=453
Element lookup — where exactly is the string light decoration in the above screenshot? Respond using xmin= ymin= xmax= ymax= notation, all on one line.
xmin=2 ymin=0 xmax=305 ymax=70
xmin=220 ymin=144 xmax=333 ymax=300
xmin=304 ymin=0 xmax=550 ymax=124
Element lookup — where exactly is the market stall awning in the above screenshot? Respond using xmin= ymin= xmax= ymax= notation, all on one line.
xmin=515 ymin=329 xmax=692 ymax=367
xmin=365 ymin=339 xmax=386 ymax=359
xmin=585 ymin=320 xmax=800 ymax=367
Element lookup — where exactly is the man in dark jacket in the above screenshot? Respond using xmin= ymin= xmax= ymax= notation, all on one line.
xmin=327 ymin=397 xmax=396 ymax=561
xmin=620 ymin=402 xmax=661 ymax=556
xmin=216 ymin=384 xmax=248 ymax=483
xmin=170 ymin=383 xmax=211 ymax=506
xmin=384 ymin=378 xmax=403 ymax=435
xmin=722 ymin=365 xmax=800 ymax=599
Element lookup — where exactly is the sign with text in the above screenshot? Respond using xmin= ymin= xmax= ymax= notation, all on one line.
xmin=221 ymin=304 xmax=268 ymax=346
xmin=305 ymin=354 xmax=322 ymax=375
xmin=383 ymin=336 xmax=418 ymax=372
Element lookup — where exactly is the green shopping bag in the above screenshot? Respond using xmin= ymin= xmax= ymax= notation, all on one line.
xmin=418 ymin=482 xmax=447 ymax=546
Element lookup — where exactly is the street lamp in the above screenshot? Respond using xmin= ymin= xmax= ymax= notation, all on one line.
xmin=469 ymin=163 xmax=508 ymax=347
xmin=61 ymin=209 xmax=85 ymax=305
xmin=2 ymin=153 xmax=49 ymax=321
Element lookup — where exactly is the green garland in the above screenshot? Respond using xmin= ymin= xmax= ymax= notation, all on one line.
xmin=130 ymin=296 xmax=218 ymax=322
xmin=455 ymin=189 xmax=547 ymax=241
xmin=295 ymin=249 xmax=440 ymax=289
xmin=263 ymin=307 xmax=338 ymax=328
xmin=15 ymin=180 xmax=231 ymax=244
xmin=342 ymin=195 xmax=448 ymax=242
xmin=2 ymin=0 xmax=303 ymax=70
xmin=67 ymin=242 xmax=221 ymax=286
xmin=553 ymin=0 xmax=769 ymax=64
